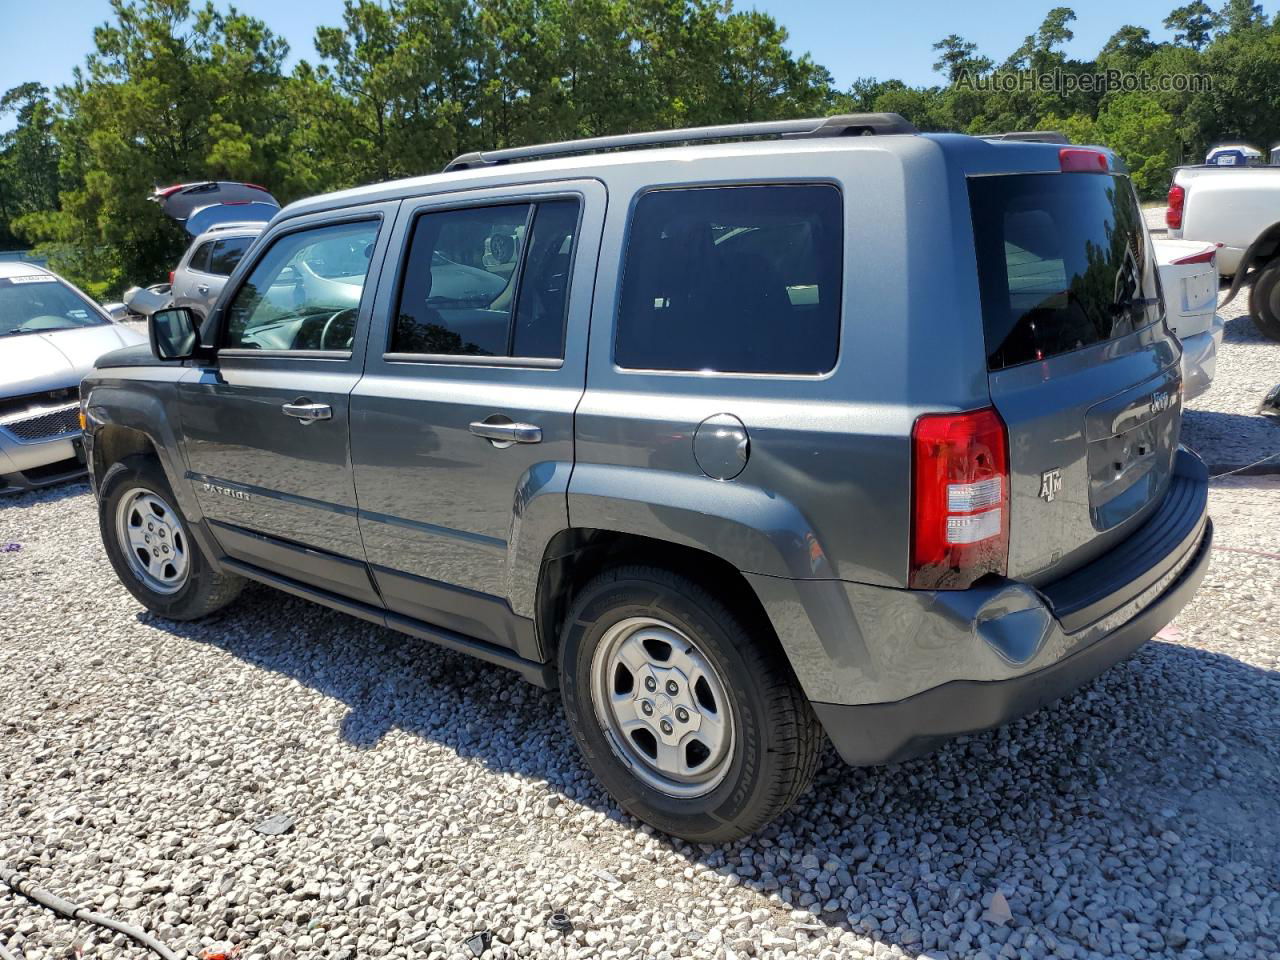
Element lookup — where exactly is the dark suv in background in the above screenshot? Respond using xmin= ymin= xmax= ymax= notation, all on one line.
xmin=81 ymin=115 xmax=1211 ymax=841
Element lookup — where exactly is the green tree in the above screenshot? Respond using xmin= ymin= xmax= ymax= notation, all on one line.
xmin=1098 ymin=25 xmax=1158 ymax=69
xmin=17 ymin=0 xmax=293 ymax=296
xmin=1094 ymin=92 xmax=1180 ymax=196
xmin=1165 ymin=1 xmax=1218 ymax=50
xmin=932 ymin=34 xmax=992 ymax=84
xmin=1218 ymin=0 xmax=1265 ymax=33
xmin=0 ymin=84 xmax=61 ymax=249
xmin=1006 ymin=7 xmax=1078 ymax=70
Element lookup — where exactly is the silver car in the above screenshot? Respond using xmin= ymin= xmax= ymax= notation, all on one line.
xmin=124 ymin=222 xmax=263 ymax=321
xmin=124 ymin=181 xmax=282 ymax=321
xmin=1 ymin=262 xmax=146 ymax=492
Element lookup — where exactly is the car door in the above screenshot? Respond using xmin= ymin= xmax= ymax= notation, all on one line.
xmin=171 ymin=240 xmax=214 ymax=313
xmin=351 ymin=181 xmax=605 ymax=657
xmin=177 ymin=201 xmax=399 ymax=604
xmin=196 ymin=235 xmax=256 ymax=317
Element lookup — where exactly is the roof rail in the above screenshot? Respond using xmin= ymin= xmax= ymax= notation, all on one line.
xmin=983 ymin=130 xmax=1070 ymax=144
xmin=202 ymin=221 xmax=267 ymax=234
xmin=444 ymin=113 xmax=918 ymax=172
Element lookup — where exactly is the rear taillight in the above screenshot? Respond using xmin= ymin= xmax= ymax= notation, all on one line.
xmin=1166 ymin=184 xmax=1185 ymax=229
xmin=1169 ymin=243 xmax=1218 ymax=266
xmin=910 ymin=408 xmax=1009 ymax=590
xmin=168 ymin=270 xmax=175 ymax=285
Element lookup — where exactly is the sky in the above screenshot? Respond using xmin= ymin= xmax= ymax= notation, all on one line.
xmin=0 ymin=0 xmax=1272 ymax=132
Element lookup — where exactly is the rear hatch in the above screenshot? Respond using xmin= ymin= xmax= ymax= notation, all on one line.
xmin=969 ymin=166 xmax=1183 ymax=585
xmin=151 ymin=181 xmax=279 ymax=236
xmin=1153 ymin=238 xmax=1218 ymax=339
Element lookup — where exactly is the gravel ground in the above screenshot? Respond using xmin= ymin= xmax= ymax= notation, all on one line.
xmin=1144 ymin=201 xmax=1280 ymax=472
xmin=2 ymin=469 xmax=1279 ymax=960
xmin=1180 ymin=281 xmax=1280 ymax=474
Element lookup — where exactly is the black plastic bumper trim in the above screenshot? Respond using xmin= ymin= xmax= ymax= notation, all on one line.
xmin=1043 ymin=449 xmax=1208 ymax=633
xmin=220 ymin=557 xmax=556 ymax=689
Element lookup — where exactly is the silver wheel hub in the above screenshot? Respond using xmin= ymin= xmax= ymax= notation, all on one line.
xmin=590 ymin=616 xmax=735 ymax=798
xmin=115 ymin=488 xmax=190 ymax=595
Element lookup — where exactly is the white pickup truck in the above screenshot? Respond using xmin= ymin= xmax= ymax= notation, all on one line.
xmin=1166 ymin=164 xmax=1280 ymax=340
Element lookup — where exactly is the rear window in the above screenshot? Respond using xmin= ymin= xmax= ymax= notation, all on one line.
xmin=615 ymin=184 xmax=842 ymax=374
xmin=969 ymin=173 xmax=1158 ymax=371
xmin=209 ymin=236 xmax=253 ymax=276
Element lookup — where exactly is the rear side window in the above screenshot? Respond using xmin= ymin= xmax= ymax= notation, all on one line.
xmin=391 ymin=198 xmax=580 ymax=360
xmin=209 ymin=236 xmax=253 ymax=276
xmin=189 ymin=241 xmax=215 ymax=273
xmin=615 ymin=184 xmax=842 ymax=374
xmin=969 ymin=173 xmax=1158 ymax=371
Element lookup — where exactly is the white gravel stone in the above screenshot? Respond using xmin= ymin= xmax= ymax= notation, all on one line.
xmin=1182 ymin=280 xmax=1280 ymax=473
xmin=2 ymin=460 xmax=1279 ymax=958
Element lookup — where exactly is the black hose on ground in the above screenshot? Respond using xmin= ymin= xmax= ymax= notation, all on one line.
xmin=0 ymin=864 xmax=180 ymax=960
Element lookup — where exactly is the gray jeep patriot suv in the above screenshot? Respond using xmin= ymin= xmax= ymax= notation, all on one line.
xmin=82 ymin=114 xmax=1212 ymax=842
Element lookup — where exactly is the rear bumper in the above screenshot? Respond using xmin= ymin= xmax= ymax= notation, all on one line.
xmin=802 ymin=448 xmax=1211 ymax=765
xmin=1178 ymin=317 xmax=1225 ymax=402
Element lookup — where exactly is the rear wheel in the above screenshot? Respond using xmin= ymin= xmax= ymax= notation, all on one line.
xmin=558 ymin=565 xmax=822 ymax=843
xmin=1248 ymin=259 xmax=1280 ymax=341
xmin=99 ymin=455 xmax=243 ymax=620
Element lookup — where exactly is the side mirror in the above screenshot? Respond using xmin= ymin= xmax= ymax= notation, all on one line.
xmin=149 ymin=307 xmax=199 ymax=361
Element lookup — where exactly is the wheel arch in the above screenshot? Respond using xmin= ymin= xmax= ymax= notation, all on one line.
xmin=1223 ymin=219 xmax=1280 ymax=307
xmin=83 ymin=376 xmax=196 ymax=518
xmin=533 ymin=527 xmax=781 ymax=668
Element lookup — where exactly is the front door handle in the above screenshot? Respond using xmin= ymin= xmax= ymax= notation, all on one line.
xmin=197 ymin=284 xmax=210 ymax=295
xmin=469 ymin=419 xmax=542 ymax=445
xmin=282 ymin=400 xmax=332 ymax=423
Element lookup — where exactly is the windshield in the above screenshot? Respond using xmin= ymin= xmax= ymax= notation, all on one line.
xmin=969 ymin=172 xmax=1159 ymax=371
xmin=0 ymin=276 xmax=108 ymax=337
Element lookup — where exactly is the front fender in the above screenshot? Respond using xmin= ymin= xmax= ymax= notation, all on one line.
xmin=83 ymin=365 xmax=198 ymax=521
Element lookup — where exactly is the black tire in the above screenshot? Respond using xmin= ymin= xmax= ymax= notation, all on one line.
xmin=98 ymin=454 xmax=243 ymax=620
xmin=558 ymin=565 xmax=822 ymax=843
xmin=1248 ymin=259 xmax=1280 ymax=342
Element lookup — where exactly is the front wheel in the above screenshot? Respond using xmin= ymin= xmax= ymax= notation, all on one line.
xmin=1248 ymin=259 xmax=1280 ymax=342
xmin=558 ymin=566 xmax=822 ymax=843
xmin=98 ymin=455 xmax=243 ymax=620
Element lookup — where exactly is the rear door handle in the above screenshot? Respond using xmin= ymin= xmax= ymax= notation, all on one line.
xmin=282 ymin=401 xmax=332 ymax=423
xmin=197 ymin=284 xmax=210 ymax=295
xmin=469 ymin=420 xmax=542 ymax=444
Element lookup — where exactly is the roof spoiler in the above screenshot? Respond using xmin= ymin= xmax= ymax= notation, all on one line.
xmin=983 ymin=131 xmax=1070 ymax=144
xmin=444 ymin=113 xmax=919 ymax=172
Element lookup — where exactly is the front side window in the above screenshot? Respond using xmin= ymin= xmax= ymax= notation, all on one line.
xmin=224 ymin=220 xmax=379 ymax=352
xmin=391 ymin=198 xmax=580 ymax=360
xmin=209 ymin=236 xmax=253 ymax=277
xmin=615 ymin=184 xmax=843 ymax=374
xmin=969 ymin=173 xmax=1159 ymax=371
